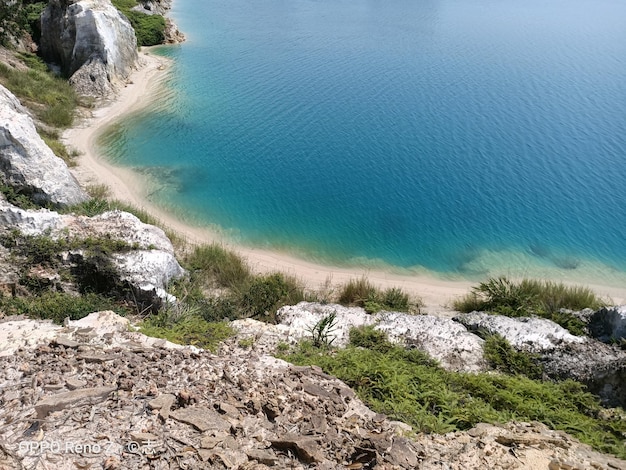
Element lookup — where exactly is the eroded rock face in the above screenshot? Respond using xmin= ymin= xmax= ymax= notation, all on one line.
xmin=589 ymin=306 xmax=626 ymax=342
xmin=0 ymin=200 xmax=185 ymax=303
xmin=0 ymin=85 xmax=88 ymax=207
xmin=455 ymin=312 xmax=626 ymax=407
xmin=40 ymin=0 xmax=138 ymax=97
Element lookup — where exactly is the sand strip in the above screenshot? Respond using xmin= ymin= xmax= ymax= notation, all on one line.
xmin=64 ymin=51 xmax=626 ymax=311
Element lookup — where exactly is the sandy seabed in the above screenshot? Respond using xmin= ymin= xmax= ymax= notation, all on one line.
xmin=63 ymin=51 xmax=626 ymax=311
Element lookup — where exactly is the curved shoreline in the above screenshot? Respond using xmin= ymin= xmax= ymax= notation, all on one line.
xmin=64 ymin=51 xmax=626 ymax=311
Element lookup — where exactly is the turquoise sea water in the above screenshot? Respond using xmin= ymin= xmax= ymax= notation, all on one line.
xmin=102 ymin=0 xmax=626 ymax=282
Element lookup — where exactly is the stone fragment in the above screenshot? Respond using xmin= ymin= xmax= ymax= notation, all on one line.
xmin=246 ymin=449 xmax=279 ymax=466
xmin=35 ymin=386 xmax=116 ymax=418
xmin=271 ymin=435 xmax=321 ymax=463
xmin=148 ymin=393 xmax=176 ymax=419
xmin=129 ymin=432 xmax=158 ymax=444
xmin=65 ymin=378 xmax=87 ymax=390
xmin=387 ymin=437 xmax=419 ymax=468
xmin=170 ymin=407 xmax=232 ymax=433
xmin=78 ymin=353 xmax=113 ymax=363
xmin=53 ymin=337 xmax=80 ymax=348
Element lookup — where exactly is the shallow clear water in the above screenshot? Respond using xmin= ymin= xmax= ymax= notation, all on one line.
xmin=101 ymin=0 xmax=626 ymax=281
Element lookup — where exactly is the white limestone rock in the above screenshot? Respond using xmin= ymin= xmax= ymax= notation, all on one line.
xmin=454 ymin=311 xmax=586 ymax=352
xmin=40 ymin=0 xmax=138 ymax=97
xmin=0 ymin=85 xmax=88 ymax=207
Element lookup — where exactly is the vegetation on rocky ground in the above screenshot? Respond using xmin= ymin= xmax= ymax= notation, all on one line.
xmin=284 ymin=325 xmax=626 ymax=459
xmin=453 ymin=276 xmax=606 ymax=335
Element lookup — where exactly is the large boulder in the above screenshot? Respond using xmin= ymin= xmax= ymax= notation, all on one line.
xmin=0 ymin=85 xmax=88 ymax=207
xmin=455 ymin=312 xmax=626 ymax=407
xmin=40 ymin=0 xmax=138 ymax=97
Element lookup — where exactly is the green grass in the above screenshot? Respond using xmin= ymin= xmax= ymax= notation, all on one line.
xmin=139 ymin=313 xmax=234 ymax=352
xmin=0 ymin=61 xmax=77 ymax=128
xmin=482 ymin=333 xmax=543 ymax=379
xmin=453 ymin=277 xmax=605 ymax=335
xmin=284 ymin=330 xmax=626 ymax=459
xmin=0 ymin=291 xmax=129 ymax=323
xmin=338 ymin=276 xmax=415 ymax=313
xmin=183 ymin=244 xmax=251 ymax=289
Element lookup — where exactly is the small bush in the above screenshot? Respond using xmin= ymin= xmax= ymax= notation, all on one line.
xmin=238 ymin=272 xmax=305 ymax=322
xmin=349 ymin=325 xmax=393 ymax=353
xmin=309 ymin=312 xmax=338 ymax=348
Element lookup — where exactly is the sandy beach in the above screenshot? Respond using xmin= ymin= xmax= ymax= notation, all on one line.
xmin=64 ymin=51 xmax=626 ymax=311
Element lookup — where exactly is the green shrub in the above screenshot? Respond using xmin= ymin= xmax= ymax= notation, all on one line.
xmin=239 ymin=272 xmax=305 ymax=322
xmin=349 ymin=325 xmax=393 ymax=353
xmin=125 ymin=11 xmax=166 ymax=46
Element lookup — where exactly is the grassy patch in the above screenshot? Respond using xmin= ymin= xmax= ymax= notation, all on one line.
xmin=0 ymin=61 xmax=77 ymax=128
xmin=482 ymin=333 xmax=543 ymax=379
xmin=0 ymin=291 xmax=128 ymax=323
xmin=184 ymin=244 xmax=251 ymax=289
xmin=284 ymin=331 xmax=626 ymax=459
xmin=453 ymin=277 xmax=604 ymax=335
xmin=139 ymin=312 xmax=234 ymax=352
xmin=338 ymin=276 xmax=415 ymax=313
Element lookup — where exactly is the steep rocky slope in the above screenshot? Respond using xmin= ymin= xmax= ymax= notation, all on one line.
xmin=1 ymin=311 xmax=625 ymax=470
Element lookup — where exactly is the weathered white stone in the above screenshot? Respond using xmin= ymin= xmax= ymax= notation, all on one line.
xmin=0 ymin=85 xmax=88 ymax=207
xmin=40 ymin=0 xmax=138 ymax=97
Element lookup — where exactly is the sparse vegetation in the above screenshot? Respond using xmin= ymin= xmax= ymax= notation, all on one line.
xmin=482 ymin=333 xmax=543 ymax=379
xmin=453 ymin=277 xmax=605 ymax=335
xmin=284 ymin=328 xmax=626 ymax=459
xmin=309 ymin=312 xmax=338 ymax=348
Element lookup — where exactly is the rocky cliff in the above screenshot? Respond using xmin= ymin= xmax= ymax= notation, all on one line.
xmin=0 ymin=85 xmax=88 ymax=207
xmin=40 ymin=0 xmax=139 ymax=97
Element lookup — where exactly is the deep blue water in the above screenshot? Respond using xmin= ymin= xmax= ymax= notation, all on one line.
xmin=102 ymin=0 xmax=626 ymax=280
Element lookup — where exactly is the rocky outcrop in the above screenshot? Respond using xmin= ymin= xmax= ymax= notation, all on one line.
xmin=1 ymin=312 xmax=624 ymax=470
xmin=0 ymin=200 xmax=185 ymax=303
xmin=589 ymin=306 xmax=626 ymax=342
xmin=40 ymin=0 xmax=138 ymax=97
xmin=456 ymin=312 xmax=626 ymax=407
xmin=277 ymin=302 xmax=487 ymax=371
xmin=0 ymin=85 xmax=88 ymax=207
xmin=135 ymin=0 xmax=185 ymax=43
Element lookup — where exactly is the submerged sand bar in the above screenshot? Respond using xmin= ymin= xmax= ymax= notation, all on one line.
xmin=64 ymin=51 xmax=626 ymax=311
